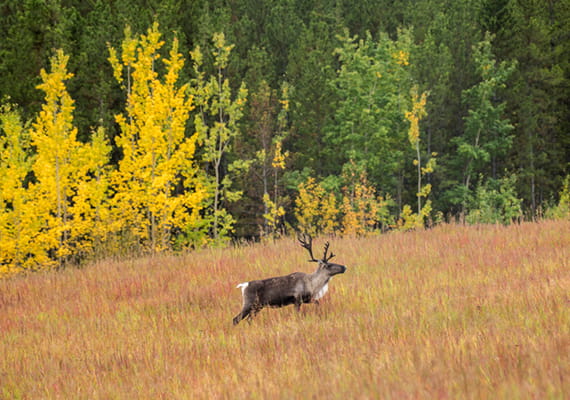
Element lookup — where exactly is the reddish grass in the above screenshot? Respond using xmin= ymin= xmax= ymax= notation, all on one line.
xmin=1 ymin=220 xmax=568 ymax=399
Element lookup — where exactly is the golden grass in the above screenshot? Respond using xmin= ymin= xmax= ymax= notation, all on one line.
xmin=1 ymin=220 xmax=568 ymax=399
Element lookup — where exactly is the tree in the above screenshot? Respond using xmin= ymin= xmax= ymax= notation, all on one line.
xmin=502 ymin=0 xmax=569 ymax=214
xmin=109 ymin=24 xmax=208 ymax=251
xmin=546 ymin=174 xmax=570 ymax=220
xmin=405 ymin=86 xmax=430 ymax=215
xmin=286 ymin=12 xmax=340 ymax=177
xmin=0 ymin=104 xmax=35 ymax=275
xmin=0 ymin=0 xmax=79 ymax=123
xmin=31 ymin=49 xmax=111 ymax=266
xmin=326 ymin=29 xmax=414 ymax=206
xmin=0 ymin=0 xmax=568 ymax=241
xmin=190 ymin=32 xmax=248 ymax=242
xmin=1 ymin=49 xmax=113 ymax=274
xmin=401 ymin=85 xmax=437 ymax=228
xmin=67 ymin=126 xmax=113 ymax=257
xmin=244 ymin=80 xmax=291 ymax=238
xmin=411 ymin=29 xmax=454 ymax=213
xmin=294 ymin=177 xmax=339 ymax=236
xmin=449 ymin=32 xmax=516 ymax=210
xmin=339 ymin=162 xmax=389 ymax=235
xmin=466 ymin=174 xmax=523 ymax=225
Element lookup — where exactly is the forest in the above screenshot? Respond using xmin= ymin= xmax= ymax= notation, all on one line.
xmin=1 ymin=0 xmax=569 ymax=273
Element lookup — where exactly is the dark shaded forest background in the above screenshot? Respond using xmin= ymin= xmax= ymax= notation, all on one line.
xmin=1 ymin=0 xmax=568 ymax=241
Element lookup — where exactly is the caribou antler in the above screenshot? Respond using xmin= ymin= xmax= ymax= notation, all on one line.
xmin=298 ymin=233 xmax=336 ymax=263
xmin=322 ymin=241 xmax=335 ymax=262
xmin=298 ymin=233 xmax=318 ymax=262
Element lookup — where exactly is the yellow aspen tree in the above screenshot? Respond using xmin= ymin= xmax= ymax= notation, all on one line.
xmin=262 ymin=193 xmax=285 ymax=237
xmin=548 ymin=175 xmax=570 ymax=219
xmin=397 ymin=204 xmax=419 ymax=231
xmin=30 ymin=49 xmax=77 ymax=266
xmin=340 ymin=165 xmax=384 ymax=236
xmin=0 ymin=104 xmax=41 ymax=275
xmin=261 ymin=138 xmax=287 ymax=237
xmin=295 ymin=177 xmax=320 ymax=236
xmin=267 ymin=83 xmax=291 ymax=237
xmin=30 ymin=49 xmax=111 ymax=266
xmin=403 ymin=86 xmax=435 ymax=229
xmin=321 ymin=192 xmax=340 ymax=235
xmin=190 ymin=32 xmax=248 ymax=242
xmin=258 ymin=81 xmax=290 ymax=238
xmin=405 ymin=86 xmax=428 ymax=214
xmin=67 ymin=127 xmax=113 ymax=257
xmin=109 ymin=23 xmax=208 ymax=251
xmin=294 ymin=177 xmax=339 ymax=235
xmin=341 ymin=196 xmax=359 ymax=236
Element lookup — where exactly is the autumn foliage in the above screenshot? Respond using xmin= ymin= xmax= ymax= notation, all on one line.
xmin=1 ymin=51 xmax=112 ymax=275
xmin=0 ymin=25 xmax=249 ymax=274
xmin=1 ymin=23 xmax=567 ymax=275
xmin=108 ymin=24 xmax=208 ymax=251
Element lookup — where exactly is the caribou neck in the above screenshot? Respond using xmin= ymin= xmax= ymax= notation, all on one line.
xmin=308 ymin=265 xmax=331 ymax=291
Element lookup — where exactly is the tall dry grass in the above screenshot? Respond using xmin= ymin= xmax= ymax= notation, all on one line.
xmin=1 ymin=220 xmax=568 ymax=399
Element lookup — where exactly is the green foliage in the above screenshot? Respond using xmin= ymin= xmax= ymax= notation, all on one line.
xmin=451 ymin=32 xmax=516 ymax=209
xmin=326 ymin=29 xmax=413 ymax=193
xmin=502 ymin=1 xmax=570 ymax=213
xmin=190 ymin=32 xmax=248 ymax=243
xmin=0 ymin=2 xmax=568 ymax=268
xmin=545 ymin=175 xmax=570 ymax=220
xmin=286 ymin=13 xmax=339 ymax=176
xmin=466 ymin=175 xmax=523 ymax=225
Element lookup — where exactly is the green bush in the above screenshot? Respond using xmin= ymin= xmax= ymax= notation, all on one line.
xmin=466 ymin=175 xmax=522 ymax=225
xmin=545 ymin=175 xmax=570 ymax=220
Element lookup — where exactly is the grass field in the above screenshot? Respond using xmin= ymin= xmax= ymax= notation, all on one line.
xmin=1 ymin=220 xmax=568 ymax=399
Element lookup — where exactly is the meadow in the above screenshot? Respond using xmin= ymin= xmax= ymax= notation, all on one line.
xmin=0 ymin=220 xmax=568 ymax=399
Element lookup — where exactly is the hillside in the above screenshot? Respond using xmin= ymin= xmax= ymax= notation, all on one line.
xmin=1 ymin=220 xmax=568 ymax=398
xmin=2 ymin=1 xmax=569 ymax=267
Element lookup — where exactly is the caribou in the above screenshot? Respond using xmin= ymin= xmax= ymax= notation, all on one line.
xmin=232 ymin=233 xmax=347 ymax=325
